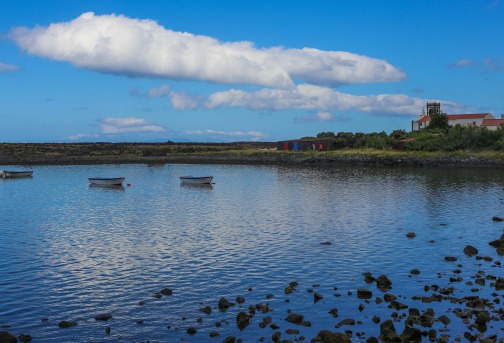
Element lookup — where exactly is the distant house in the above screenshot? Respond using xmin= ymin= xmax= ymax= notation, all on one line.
xmin=481 ymin=118 xmax=504 ymax=131
xmin=277 ymin=138 xmax=334 ymax=151
xmin=412 ymin=102 xmax=495 ymax=131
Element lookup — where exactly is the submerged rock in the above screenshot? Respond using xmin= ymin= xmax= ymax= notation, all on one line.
xmin=463 ymin=245 xmax=479 ymax=257
xmin=312 ymin=330 xmax=352 ymax=343
xmin=375 ymin=275 xmax=392 ymax=291
xmin=58 ymin=321 xmax=77 ymax=328
xmin=0 ymin=331 xmax=17 ymax=343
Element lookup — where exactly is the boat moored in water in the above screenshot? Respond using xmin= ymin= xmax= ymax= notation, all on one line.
xmin=179 ymin=176 xmax=213 ymax=184
xmin=88 ymin=177 xmax=125 ymax=186
xmin=1 ymin=170 xmax=34 ymax=178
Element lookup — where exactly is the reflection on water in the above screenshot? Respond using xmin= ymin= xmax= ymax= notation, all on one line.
xmin=88 ymin=184 xmax=125 ymax=191
xmin=180 ymin=182 xmax=214 ymax=190
xmin=0 ymin=164 xmax=503 ymax=342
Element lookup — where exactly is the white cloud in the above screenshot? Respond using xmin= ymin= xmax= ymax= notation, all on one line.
xmin=100 ymin=117 xmax=165 ymax=134
xmin=205 ymin=84 xmax=469 ymax=116
xmin=184 ymin=129 xmax=267 ymax=142
xmin=0 ymin=62 xmax=20 ymax=72
xmin=64 ymin=133 xmax=100 ymax=141
xmin=9 ymin=12 xmax=406 ymax=88
xmin=169 ymin=91 xmax=200 ymax=110
xmin=147 ymin=84 xmax=171 ymax=98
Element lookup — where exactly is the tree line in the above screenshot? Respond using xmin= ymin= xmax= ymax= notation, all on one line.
xmin=306 ymin=112 xmax=504 ymax=151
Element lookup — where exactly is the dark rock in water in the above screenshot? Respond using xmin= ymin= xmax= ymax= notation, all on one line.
xmin=400 ymin=327 xmax=422 ymax=342
xmin=209 ymin=331 xmax=219 ymax=337
xmin=58 ymin=321 xmax=77 ymax=328
xmin=314 ymin=292 xmax=323 ymax=303
xmin=236 ymin=311 xmax=250 ymax=330
xmin=285 ymin=313 xmax=304 ymax=324
xmin=94 ymin=313 xmax=112 ymax=321
xmin=285 ymin=329 xmax=299 ymax=335
xmin=328 ymin=308 xmax=339 ymax=318
xmin=491 ymin=216 xmax=504 ymax=222
xmin=312 ymin=330 xmax=352 ymax=343
xmin=444 ymin=256 xmax=457 ymax=262
xmin=160 ymin=288 xmax=173 ymax=296
xmin=379 ymin=320 xmax=400 ymax=342
xmin=135 ymin=320 xmax=144 ymax=324
xmin=186 ymin=327 xmax=197 ymax=335
xmin=410 ymin=269 xmax=420 ymax=275
xmin=366 ymin=337 xmax=379 ymax=343
xmin=406 ymin=232 xmax=416 ymax=238
xmin=375 ymin=275 xmax=392 ymax=291
xmin=357 ymin=289 xmax=373 ymax=299
xmin=336 ymin=318 xmax=355 ymax=328
xmin=200 ymin=306 xmax=212 ymax=314
xmin=489 ymin=234 xmax=504 ymax=248
xmin=284 ymin=285 xmax=294 ymax=294
xmin=372 ymin=315 xmax=380 ymax=324
xmin=463 ymin=245 xmax=479 ymax=257
xmin=18 ymin=334 xmax=32 ymax=343
xmin=383 ymin=293 xmax=397 ymax=302
xmin=218 ymin=297 xmax=231 ymax=310
xmin=271 ymin=331 xmax=281 ymax=342
xmin=236 ymin=296 xmax=245 ymax=304
xmin=495 ymin=277 xmax=504 ymax=290
xmin=438 ymin=315 xmax=451 ymax=326
xmin=105 ymin=327 xmax=111 ymax=335
xmin=320 ymin=241 xmax=332 ymax=245
xmin=222 ymin=337 xmax=235 ymax=343
xmin=0 ymin=331 xmax=17 ymax=343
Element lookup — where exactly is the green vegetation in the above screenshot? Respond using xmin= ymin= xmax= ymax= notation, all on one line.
xmin=314 ymin=123 xmax=504 ymax=152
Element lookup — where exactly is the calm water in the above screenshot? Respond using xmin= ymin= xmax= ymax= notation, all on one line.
xmin=1 ymin=163 xmax=503 ymax=342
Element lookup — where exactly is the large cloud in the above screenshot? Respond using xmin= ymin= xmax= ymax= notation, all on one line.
xmin=100 ymin=117 xmax=165 ymax=134
xmin=9 ymin=12 xmax=406 ymax=88
xmin=204 ymin=84 xmax=469 ymax=116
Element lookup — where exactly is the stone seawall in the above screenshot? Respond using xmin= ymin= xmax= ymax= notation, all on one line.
xmin=2 ymin=151 xmax=504 ymax=168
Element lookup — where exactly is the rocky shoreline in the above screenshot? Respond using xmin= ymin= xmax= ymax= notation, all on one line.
xmin=1 ymin=230 xmax=503 ymax=343
xmin=3 ymin=151 xmax=504 ymax=168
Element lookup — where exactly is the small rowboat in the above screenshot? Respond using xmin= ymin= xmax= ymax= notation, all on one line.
xmin=180 ymin=176 xmax=213 ymax=184
xmin=88 ymin=177 xmax=125 ymax=186
xmin=1 ymin=170 xmax=33 ymax=178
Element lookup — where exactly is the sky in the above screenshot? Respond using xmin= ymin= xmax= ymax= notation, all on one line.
xmin=1 ymin=1 xmax=503 ymax=143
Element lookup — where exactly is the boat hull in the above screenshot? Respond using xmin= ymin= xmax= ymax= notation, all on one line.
xmin=180 ymin=176 xmax=213 ymax=184
xmin=1 ymin=170 xmax=33 ymax=178
xmin=88 ymin=177 xmax=125 ymax=186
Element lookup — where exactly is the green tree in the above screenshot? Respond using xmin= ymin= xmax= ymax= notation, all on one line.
xmin=428 ymin=112 xmax=449 ymax=131
xmin=316 ymin=132 xmax=336 ymax=139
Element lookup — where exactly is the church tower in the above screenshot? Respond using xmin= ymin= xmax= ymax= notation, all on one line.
xmin=426 ymin=102 xmax=441 ymax=116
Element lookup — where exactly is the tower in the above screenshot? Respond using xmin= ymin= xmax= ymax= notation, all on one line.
xmin=426 ymin=102 xmax=441 ymax=116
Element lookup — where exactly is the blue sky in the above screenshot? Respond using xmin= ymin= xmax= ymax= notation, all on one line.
xmin=1 ymin=1 xmax=503 ymax=143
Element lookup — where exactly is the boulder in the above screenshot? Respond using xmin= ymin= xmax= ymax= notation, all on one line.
xmin=0 ymin=331 xmax=17 ymax=343
xmin=94 ymin=313 xmax=112 ymax=321
xmin=357 ymin=289 xmax=373 ymax=299
xmin=312 ymin=330 xmax=352 ymax=343
xmin=375 ymin=275 xmax=392 ymax=291
xmin=160 ymin=288 xmax=173 ymax=296
xmin=236 ymin=311 xmax=250 ymax=330
xmin=285 ymin=313 xmax=304 ymax=324
xmin=58 ymin=321 xmax=77 ymax=328
xmin=400 ymin=327 xmax=422 ymax=342
xmin=379 ymin=320 xmax=401 ymax=342
xmin=463 ymin=245 xmax=479 ymax=257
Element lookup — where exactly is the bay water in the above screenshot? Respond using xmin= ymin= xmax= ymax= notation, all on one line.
xmin=1 ymin=163 xmax=503 ymax=342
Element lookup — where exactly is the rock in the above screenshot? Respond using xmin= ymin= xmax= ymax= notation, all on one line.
xmin=400 ymin=327 xmax=422 ymax=342
xmin=320 ymin=241 xmax=332 ymax=245
xmin=379 ymin=320 xmax=401 ymax=342
xmin=375 ymin=275 xmax=392 ymax=291
xmin=160 ymin=288 xmax=173 ymax=295
xmin=495 ymin=277 xmax=504 ymax=290
xmin=410 ymin=269 xmax=420 ymax=275
xmin=328 ymin=308 xmax=339 ymax=318
xmin=186 ymin=327 xmax=197 ymax=335
xmin=312 ymin=330 xmax=352 ymax=343
xmin=336 ymin=318 xmax=355 ymax=328
xmin=209 ymin=331 xmax=219 ymax=337
xmin=357 ymin=289 xmax=373 ymax=299
xmin=285 ymin=329 xmax=299 ymax=335
xmin=236 ymin=311 xmax=250 ymax=330
xmin=285 ymin=313 xmax=304 ymax=324
xmin=463 ymin=245 xmax=479 ymax=257
xmin=285 ymin=286 xmax=294 ymax=294
xmin=18 ymin=334 xmax=32 ymax=343
xmin=218 ymin=297 xmax=231 ymax=310
xmin=0 ymin=331 xmax=17 ymax=343
xmin=200 ymin=305 xmax=212 ymax=314
xmin=236 ymin=296 xmax=245 ymax=304
xmin=58 ymin=321 xmax=77 ymax=328
xmin=406 ymin=232 xmax=416 ymax=238
xmin=491 ymin=216 xmax=504 ymax=221
xmin=314 ymin=292 xmax=323 ymax=303
xmin=94 ymin=313 xmax=112 ymax=321
xmin=445 ymin=256 xmax=457 ymax=262
xmin=222 ymin=337 xmax=235 ymax=343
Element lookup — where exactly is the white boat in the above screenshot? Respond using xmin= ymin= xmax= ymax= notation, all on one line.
xmin=1 ymin=170 xmax=33 ymax=178
xmin=88 ymin=177 xmax=125 ymax=186
xmin=180 ymin=176 xmax=213 ymax=184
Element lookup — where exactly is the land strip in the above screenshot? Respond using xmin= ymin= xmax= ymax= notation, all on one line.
xmin=2 ymin=142 xmax=504 ymax=167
